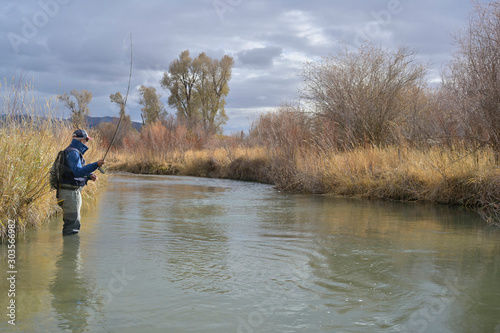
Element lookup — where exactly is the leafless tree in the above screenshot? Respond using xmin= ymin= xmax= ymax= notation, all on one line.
xmin=301 ymin=43 xmax=428 ymax=148
xmin=443 ymin=1 xmax=500 ymax=161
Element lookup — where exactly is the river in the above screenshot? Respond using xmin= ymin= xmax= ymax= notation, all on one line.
xmin=1 ymin=174 xmax=500 ymax=332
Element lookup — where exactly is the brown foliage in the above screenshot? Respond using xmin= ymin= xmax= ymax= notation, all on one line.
xmin=250 ymin=103 xmax=312 ymax=157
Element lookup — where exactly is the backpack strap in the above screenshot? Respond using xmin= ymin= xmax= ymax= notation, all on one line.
xmin=63 ymin=147 xmax=82 ymax=167
xmin=62 ymin=147 xmax=82 ymax=179
xmin=64 ymin=146 xmax=80 ymax=157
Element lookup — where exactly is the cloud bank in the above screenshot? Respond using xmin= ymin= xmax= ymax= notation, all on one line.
xmin=0 ymin=0 xmax=488 ymax=133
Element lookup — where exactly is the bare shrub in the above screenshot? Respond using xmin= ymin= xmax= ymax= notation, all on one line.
xmin=249 ymin=104 xmax=317 ymax=191
xmin=250 ymin=103 xmax=312 ymax=158
xmin=443 ymin=1 xmax=500 ymax=160
xmin=301 ymin=43 xmax=428 ymax=148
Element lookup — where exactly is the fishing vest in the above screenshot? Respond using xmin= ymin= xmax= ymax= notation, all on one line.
xmin=61 ymin=146 xmax=87 ymax=187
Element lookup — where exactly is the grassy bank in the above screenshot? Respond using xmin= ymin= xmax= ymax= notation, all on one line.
xmin=108 ymin=143 xmax=500 ymax=226
xmin=0 ymin=81 xmax=107 ymax=239
xmin=108 ymin=146 xmax=272 ymax=182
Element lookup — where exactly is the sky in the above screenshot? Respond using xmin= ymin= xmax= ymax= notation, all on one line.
xmin=0 ymin=0 xmax=489 ymax=134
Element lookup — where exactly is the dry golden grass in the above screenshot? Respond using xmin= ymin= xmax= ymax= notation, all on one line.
xmin=107 ymin=148 xmax=182 ymax=174
xmin=109 ymin=146 xmax=271 ymax=181
xmin=108 ymin=142 xmax=500 ymax=225
xmin=289 ymin=145 xmax=500 ymax=225
xmin=0 ymin=80 xmax=108 ymax=238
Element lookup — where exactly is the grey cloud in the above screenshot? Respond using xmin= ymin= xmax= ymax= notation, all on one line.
xmin=227 ymin=72 xmax=300 ymax=109
xmin=0 ymin=0 xmax=492 ymax=132
xmin=236 ymin=46 xmax=283 ymax=69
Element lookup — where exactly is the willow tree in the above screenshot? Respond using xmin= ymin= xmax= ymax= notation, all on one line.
xmin=161 ymin=50 xmax=201 ymax=125
xmin=138 ymin=85 xmax=167 ymax=125
xmin=57 ymin=89 xmax=93 ymax=129
xmin=161 ymin=50 xmax=234 ymax=133
xmin=197 ymin=52 xmax=233 ymax=134
xmin=106 ymin=91 xmax=132 ymax=147
xmin=110 ymin=92 xmax=127 ymax=118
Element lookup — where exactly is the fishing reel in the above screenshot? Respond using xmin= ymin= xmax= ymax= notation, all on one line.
xmin=98 ymin=166 xmax=107 ymax=174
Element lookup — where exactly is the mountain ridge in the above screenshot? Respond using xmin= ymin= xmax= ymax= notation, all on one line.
xmin=0 ymin=114 xmax=143 ymax=131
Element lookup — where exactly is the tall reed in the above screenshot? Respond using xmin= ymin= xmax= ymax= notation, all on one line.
xmin=0 ymin=78 xmax=107 ymax=238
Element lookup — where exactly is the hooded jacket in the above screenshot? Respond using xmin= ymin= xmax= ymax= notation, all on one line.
xmin=61 ymin=139 xmax=99 ymax=187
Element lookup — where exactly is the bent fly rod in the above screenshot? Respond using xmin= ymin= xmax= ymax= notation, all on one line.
xmin=99 ymin=33 xmax=133 ymax=174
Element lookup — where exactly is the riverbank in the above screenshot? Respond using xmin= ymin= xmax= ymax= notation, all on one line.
xmin=0 ymin=79 xmax=110 ymax=239
xmin=0 ymin=116 xmax=108 ymax=239
xmin=108 ymin=146 xmax=271 ymax=182
xmin=108 ymin=144 xmax=500 ymax=226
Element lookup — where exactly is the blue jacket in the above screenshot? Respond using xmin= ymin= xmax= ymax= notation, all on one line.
xmin=61 ymin=139 xmax=99 ymax=187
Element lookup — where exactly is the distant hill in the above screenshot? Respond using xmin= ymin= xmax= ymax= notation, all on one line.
xmin=0 ymin=114 xmax=143 ymax=131
xmin=86 ymin=116 xmax=142 ymax=131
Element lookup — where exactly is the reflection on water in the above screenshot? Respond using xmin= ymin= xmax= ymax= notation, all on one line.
xmin=1 ymin=174 xmax=500 ymax=332
xmin=50 ymin=235 xmax=94 ymax=332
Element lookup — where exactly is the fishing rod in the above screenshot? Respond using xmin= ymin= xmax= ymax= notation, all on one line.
xmin=99 ymin=33 xmax=133 ymax=174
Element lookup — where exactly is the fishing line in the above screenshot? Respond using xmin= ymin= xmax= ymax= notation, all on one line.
xmin=99 ymin=33 xmax=133 ymax=173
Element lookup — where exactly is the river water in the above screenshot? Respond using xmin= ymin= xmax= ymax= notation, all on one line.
xmin=1 ymin=174 xmax=500 ymax=333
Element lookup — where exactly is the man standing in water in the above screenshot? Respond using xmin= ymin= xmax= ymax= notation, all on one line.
xmin=59 ymin=129 xmax=104 ymax=236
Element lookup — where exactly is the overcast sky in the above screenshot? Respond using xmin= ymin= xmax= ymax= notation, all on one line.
xmin=0 ymin=0 xmax=488 ymax=133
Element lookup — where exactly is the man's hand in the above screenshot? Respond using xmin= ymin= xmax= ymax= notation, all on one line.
xmin=89 ymin=174 xmax=97 ymax=181
xmin=97 ymin=160 xmax=105 ymax=167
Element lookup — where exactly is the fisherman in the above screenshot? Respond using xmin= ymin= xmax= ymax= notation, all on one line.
xmin=59 ymin=129 xmax=104 ymax=236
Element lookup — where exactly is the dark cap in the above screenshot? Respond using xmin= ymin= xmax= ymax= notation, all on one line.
xmin=72 ymin=129 xmax=93 ymax=140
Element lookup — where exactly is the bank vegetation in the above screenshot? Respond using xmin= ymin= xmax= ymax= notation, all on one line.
xmin=0 ymin=78 xmax=107 ymax=239
xmin=108 ymin=2 xmax=500 ymax=226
